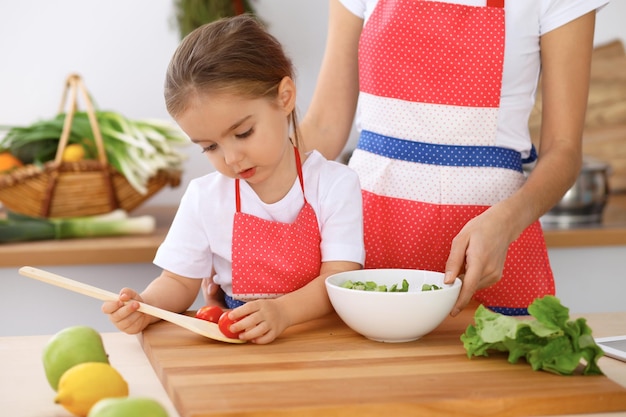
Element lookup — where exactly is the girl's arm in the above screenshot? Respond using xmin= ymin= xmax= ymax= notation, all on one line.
xmin=299 ymin=0 xmax=363 ymax=160
xmin=228 ymin=260 xmax=361 ymax=344
xmin=102 ymin=270 xmax=202 ymax=334
xmin=444 ymin=11 xmax=598 ymax=315
xmin=274 ymin=260 xmax=361 ymax=324
xmin=141 ymin=270 xmax=203 ymax=313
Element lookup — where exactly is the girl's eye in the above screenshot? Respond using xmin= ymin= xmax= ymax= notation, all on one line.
xmin=235 ymin=127 xmax=254 ymax=139
xmin=201 ymin=143 xmax=217 ymax=153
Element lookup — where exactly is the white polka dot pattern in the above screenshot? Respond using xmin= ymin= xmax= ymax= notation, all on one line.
xmin=358 ymin=93 xmax=498 ymax=146
xmin=351 ymin=149 xmax=525 ymax=205
xmin=359 ymin=1 xmax=505 ymax=107
xmin=231 ymin=203 xmax=322 ymax=300
xmin=361 ymin=191 xmax=555 ymax=309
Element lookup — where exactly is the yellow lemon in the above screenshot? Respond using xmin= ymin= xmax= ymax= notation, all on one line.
xmin=62 ymin=144 xmax=86 ymax=162
xmin=54 ymin=362 xmax=129 ymax=417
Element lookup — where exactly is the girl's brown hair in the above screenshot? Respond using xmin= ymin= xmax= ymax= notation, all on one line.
xmin=165 ymin=14 xmax=301 ymax=147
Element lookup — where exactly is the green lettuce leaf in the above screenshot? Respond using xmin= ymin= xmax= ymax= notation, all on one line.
xmin=460 ymin=296 xmax=604 ymax=376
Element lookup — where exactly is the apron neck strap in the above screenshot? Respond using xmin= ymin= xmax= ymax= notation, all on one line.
xmin=487 ymin=0 xmax=504 ymax=7
xmin=294 ymin=146 xmax=305 ymax=194
xmin=236 ymin=177 xmax=241 ymax=212
xmin=236 ymin=146 xmax=305 ymax=212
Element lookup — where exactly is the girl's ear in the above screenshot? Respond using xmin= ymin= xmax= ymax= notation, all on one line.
xmin=277 ymin=76 xmax=297 ymax=115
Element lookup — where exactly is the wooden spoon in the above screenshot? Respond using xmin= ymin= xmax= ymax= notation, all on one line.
xmin=19 ymin=266 xmax=244 ymax=344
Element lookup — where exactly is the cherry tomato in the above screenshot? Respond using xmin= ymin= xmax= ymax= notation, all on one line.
xmin=195 ymin=305 xmax=223 ymax=324
xmin=218 ymin=311 xmax=241 ymax=339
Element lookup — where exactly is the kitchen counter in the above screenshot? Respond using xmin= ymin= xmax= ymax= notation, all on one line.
xmin=542 ymin=192 xmax=626 ymax=248
xmin=1 ymin=193 xmax=626 ymax=268
xmin=2 ymin=308 xmax=626 ymax=417
xmin=1 ymin=331 xmax=181 ymax=417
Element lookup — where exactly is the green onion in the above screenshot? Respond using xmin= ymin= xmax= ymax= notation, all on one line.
xmin=0 ymin=209 xmax=155 ymax=243
xmin=0 ymin=111 xmax=188 ymax=194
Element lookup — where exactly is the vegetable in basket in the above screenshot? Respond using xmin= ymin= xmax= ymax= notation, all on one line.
xmin=0 ymin=111 xmax=188 ymax=195
xmin=0 ymin=151 xmax=23 ymax=172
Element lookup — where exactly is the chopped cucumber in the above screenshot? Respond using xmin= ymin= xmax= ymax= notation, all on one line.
xmin=340 ymin=279 xmax=443 ymax=292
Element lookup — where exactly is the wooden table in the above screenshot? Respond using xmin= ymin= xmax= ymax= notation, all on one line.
xmin=2 ymin=308 xmax=626 ymax=417
xmin=2 ymin=193 xmax=626 ymax=268
xmin=139 ymin=307 xmax=626 ymax=417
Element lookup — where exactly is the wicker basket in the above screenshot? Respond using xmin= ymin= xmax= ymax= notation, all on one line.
xmin=0 ymin=74 xmax=180 ymax=218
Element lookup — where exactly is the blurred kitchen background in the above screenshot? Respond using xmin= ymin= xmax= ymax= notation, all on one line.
xmin=1 ymin=1 xmax=625 ymax=336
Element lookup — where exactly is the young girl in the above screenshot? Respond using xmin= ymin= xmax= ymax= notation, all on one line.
xmin=102 ymin=15 xmax=365 ymax=344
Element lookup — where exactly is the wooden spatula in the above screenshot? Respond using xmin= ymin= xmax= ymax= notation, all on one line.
xmin=19 ymin=266 xmax=244 ymax=344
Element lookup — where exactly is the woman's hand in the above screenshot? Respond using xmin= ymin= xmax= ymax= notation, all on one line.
xmin=443 ymin=204 xmax=516 ymax=316
xmin=101 ymin=288 xmax=153 ymax=335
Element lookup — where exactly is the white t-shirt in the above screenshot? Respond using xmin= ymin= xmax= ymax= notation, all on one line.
xmin=154 ymin=150 xmax=365 ymax=297
xmin=340 ymin=0 xmax=610 ymax=158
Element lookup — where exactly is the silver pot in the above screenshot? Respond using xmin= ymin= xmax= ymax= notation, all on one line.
xmin=539 ymin=157 xmax=610 ymax=227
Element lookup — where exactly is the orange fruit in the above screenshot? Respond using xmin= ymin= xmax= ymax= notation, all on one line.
xmin=0 ymin=151 xmax=23 ymax=172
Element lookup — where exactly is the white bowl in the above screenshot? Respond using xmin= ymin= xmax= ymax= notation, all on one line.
xmin=325 ymin=269 xmax=462 ymax=343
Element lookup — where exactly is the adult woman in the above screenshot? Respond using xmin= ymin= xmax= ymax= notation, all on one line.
xmin=300 ymin=0 xmax=609 ymax=316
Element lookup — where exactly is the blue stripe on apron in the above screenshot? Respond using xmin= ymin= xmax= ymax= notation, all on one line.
xmin=356 ymin=130 xmax=534 ymax=172
xmin=490 ymin=306 xmax=529 ymax=316
xmin=224 ymin=294 xmax=246 ymax=309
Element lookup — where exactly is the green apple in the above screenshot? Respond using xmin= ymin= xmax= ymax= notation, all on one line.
xmin=42 ymin=325 xmax=109 ymax=390
xmin=88 ymin=397 xmax=169 ymax=417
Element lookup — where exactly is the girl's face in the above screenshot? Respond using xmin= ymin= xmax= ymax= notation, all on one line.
xmin=176 ymin=77 xmax=297 ymax=199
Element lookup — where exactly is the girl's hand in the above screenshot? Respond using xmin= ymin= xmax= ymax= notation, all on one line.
xmin=444 ymin=205 xmax=515 ymax=316
xmin=226 ymin=299 xmax=290 ymax=344
xmin=201 ymin=276 xmax=225 ymax=308
xmin=101 ymin=288 xmax=153 ymax=335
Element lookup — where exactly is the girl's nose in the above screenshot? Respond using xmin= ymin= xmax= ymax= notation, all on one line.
xmin=223 ymin=146 xmax=243 ymax=166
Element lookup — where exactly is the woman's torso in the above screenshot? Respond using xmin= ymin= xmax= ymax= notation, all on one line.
xmin=341 ymin=0 xmax=609 ymax=158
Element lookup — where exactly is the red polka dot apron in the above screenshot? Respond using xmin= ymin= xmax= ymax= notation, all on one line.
xmin=231 ymin=147 xmax=322 ymax=302
xmin=349 ymin=0 xmax=554 ymax=315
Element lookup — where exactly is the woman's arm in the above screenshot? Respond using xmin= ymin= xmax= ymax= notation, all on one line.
xmin=299 ymin=0 xmax=363 ymax=159
xmin=444 ymin=11 xmax=598 ymax=314
xmin=505 ymin=10 xmax=597 ymax=234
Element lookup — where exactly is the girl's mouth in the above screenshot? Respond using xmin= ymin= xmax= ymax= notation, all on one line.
xmin=238 ymin=167 xmax=256 ymax=179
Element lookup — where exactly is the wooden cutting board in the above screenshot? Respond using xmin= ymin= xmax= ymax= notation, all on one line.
xmin=139 ymin=305 xmax=626 ymax=417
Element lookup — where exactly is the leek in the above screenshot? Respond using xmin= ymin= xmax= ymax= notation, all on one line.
xmin=0 ymin=111 xmax=188 ymax=194
xmin=0 ymin=209 xmax=155 ymax=243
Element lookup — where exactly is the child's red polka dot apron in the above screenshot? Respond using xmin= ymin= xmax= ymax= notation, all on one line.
xmin=231 ymin=147 xmax=322 ymax=302
xmin=349 ymin=0 xmax=555 ymax=315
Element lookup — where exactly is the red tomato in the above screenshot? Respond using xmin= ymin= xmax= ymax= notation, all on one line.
xmin=218 ymin=311 xmax=241 ymax=339
xmin=195 ymin=305 xmax=223 ymax=324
